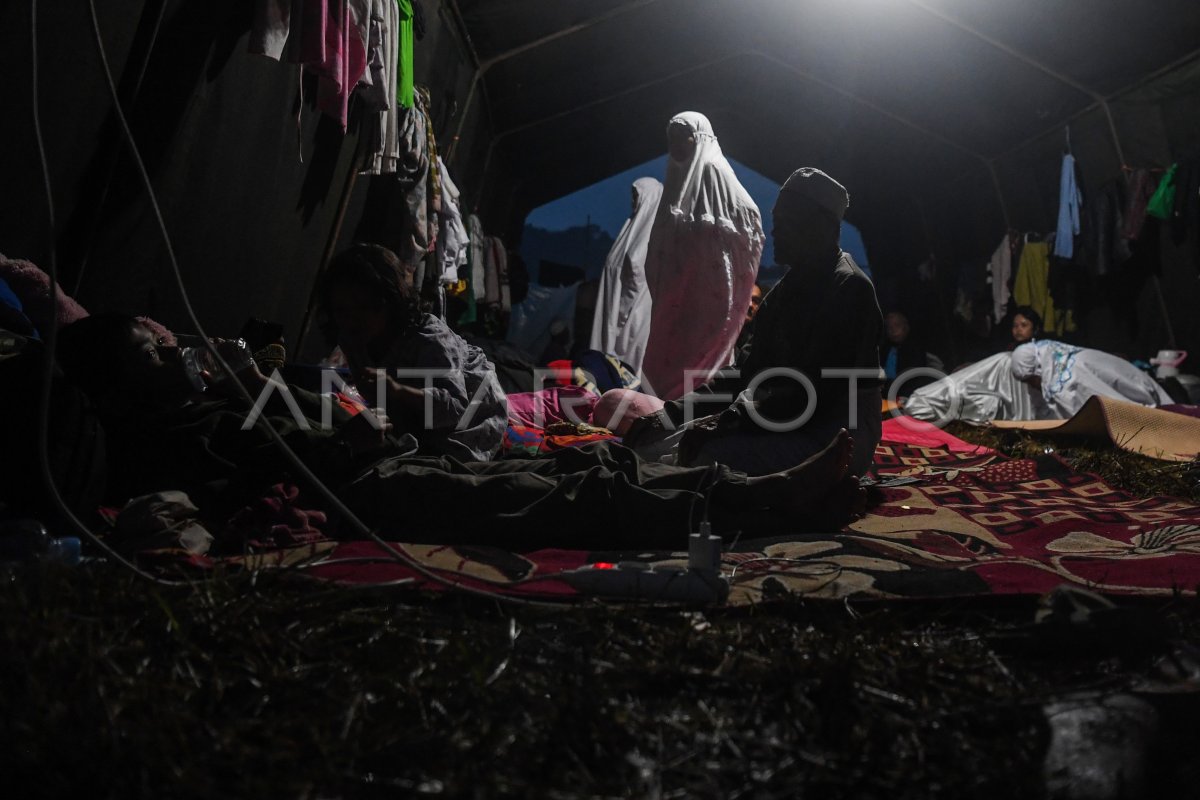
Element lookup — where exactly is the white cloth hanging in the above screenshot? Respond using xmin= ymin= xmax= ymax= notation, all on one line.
xmin=1012 ymin=340 xmax=1171 ymax=418
xmin=356 ymin=0 xmax=401 ymax=175
xmin=490 ymin=238 xmax=511 ymax=311
xmin=640 ymin=112 xmax=763 ymax=399
xmin=589 ymin=177 xmax=663 ymax=373
xmin=435 ymin=156 xmax=468 ymax=284
xmin=989 ymin=235 xmax=1012 ymax=323
xmin=467 ymin=215 xmax=487 ymax=301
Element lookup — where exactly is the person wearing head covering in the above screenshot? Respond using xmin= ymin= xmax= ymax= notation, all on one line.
xmin=639 ymin=112 xmax=764 ymax=400
xmin=627 ymin=167 xmax=884 ymax=479
xmin=1011 ymin=339 xmax=1171 ymax=418
xmin=589 ymin=177 xmax=663 ymax=373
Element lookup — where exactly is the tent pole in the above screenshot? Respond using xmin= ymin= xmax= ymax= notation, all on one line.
xmin=1151 ymin=276 xmax=1177 ymax=348
xmin=447 ymin=70 xmax=478 ymax=165
xmin=295 ymin=152 xmax=361 ymax=356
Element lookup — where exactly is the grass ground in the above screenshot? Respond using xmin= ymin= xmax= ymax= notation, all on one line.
xmin=2 ymin=428 xmax=1199 ymax=798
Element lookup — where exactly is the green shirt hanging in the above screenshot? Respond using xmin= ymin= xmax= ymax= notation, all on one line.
xmin=1147 ymin=163 xmax=1178 ymax=220
xmin=397 ymin=0 xmax=415 ymax=109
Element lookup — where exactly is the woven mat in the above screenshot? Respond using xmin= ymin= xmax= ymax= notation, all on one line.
xmin=991 ymin=396 xmax=1200 ymax=462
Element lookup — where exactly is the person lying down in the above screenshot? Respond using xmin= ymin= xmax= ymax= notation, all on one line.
xmin=55 ymin=314 xmax=867 ymax=552
xmin=902 ymin=339 xmax=1171 ymax=423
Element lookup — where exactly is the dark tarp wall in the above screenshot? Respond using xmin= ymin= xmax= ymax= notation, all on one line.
xmin=3 ymin=0 xmax=367 ymax=347
xmin=0 ymin=0 xmax=490 ymax=360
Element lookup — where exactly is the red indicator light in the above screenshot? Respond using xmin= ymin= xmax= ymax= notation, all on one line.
xmin=592 ymin=562 xmax=615 ymax=570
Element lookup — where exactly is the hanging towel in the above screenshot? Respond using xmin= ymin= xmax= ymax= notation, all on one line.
xmin=1053 ymin=153 xmax=1082 ymax=259
xmin=988 ymin=234 xmax=1012 ymax=323
xmin=468 ymin=215 xmax=487 ymax=302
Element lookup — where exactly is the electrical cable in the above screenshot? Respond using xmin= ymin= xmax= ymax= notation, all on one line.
xmin=32 ymin=0 xmax=186 ymax=587
xmin=33 ymin=0 xmax=566 ymax=607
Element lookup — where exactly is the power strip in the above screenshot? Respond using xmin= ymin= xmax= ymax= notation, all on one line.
xmin=560 ymin=528 xmax=728 ymax=605
xmin=560 ymin=561 xmax=729 ymax=605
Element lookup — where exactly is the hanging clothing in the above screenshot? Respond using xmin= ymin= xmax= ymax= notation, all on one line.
xmin=313 ymin=1 xmax=368 ymax=130
xmin=1054 ymin=153 xmax=1082 ymax=259
xmin=988 ymin=234 xmax=1012 ymax=323
xmin=435 ymin=156 xmax=469 ymax=285
xmin=483 ymin=236 xmax=503 ymax=305
xmin=589 ymin=177 xmax=663 ymax=373
xmin=640 ymin=112 xmax=764 ymax=400
xmin=492 ymin=239 xmax=511 ymax=311
xmin=1082 ymin=178 xmax=1130 ymax=278
xmin=1011 ymin=340 xmax=1171 ymax=418
xmin=1013 ymin=240 xmax=1074 ymax=336
xmin=1147 ymin=163 xmax=1178 ymax=220
xmin=396 ymin=0 xmax=415 ymax=110
xmin=1122 ymin=169 xmax=1157 ymax=240
xmin=358 ymin=0 xmax=401 ymax=174
xmin=467 ymin=215 xmax=487 ymax=301
xmin=393 ymin=104 xmax=431 ymax=268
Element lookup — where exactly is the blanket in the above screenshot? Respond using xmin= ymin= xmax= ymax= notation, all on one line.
xmin=135 ymin=422 xmax=1200 ymax=603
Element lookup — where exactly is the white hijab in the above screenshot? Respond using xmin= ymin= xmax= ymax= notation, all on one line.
xmin=589 ymin=177 xmax=663 ymax=372
xmin=658 ymin=111 xmax=762 ymax=236
xmin=641 ymin=111 xmax=763 ymax=399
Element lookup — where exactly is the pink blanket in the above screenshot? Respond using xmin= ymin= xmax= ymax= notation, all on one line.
xmin=881 ymin=416 xmax=996 ymax=454
xmin=506 ymin=385 xmax=599 ymax=428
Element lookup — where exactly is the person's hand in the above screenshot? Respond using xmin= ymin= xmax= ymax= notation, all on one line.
xmin=354 ymin=367 xmax=426 ymax=411
xmin=200 ymin=338 xmax=267 ymax=397
xmin=352 ymin=367 xmax=395 ymax=406
xmin=339 ymin=408 xmax=393 ymax=457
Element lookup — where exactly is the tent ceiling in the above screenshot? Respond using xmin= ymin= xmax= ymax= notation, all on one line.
xmin=453 ymin=0 xmax=1200 ymax=219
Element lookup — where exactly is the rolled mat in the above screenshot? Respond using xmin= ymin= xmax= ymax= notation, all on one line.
xmin=991 ymin=396 xmax=1200 ymax=462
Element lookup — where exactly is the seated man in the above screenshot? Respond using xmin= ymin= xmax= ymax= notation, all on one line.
xmin=56 ymin=314 xmax=864 ymax=550
xmin=628 ymin=168 xmax=884 ymax=478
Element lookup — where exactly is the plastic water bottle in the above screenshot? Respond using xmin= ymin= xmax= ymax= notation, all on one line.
xmin=0 ymin=520 xmax=82 ymax=566
xmin=180 ymin=339 xmax=254 ymax=393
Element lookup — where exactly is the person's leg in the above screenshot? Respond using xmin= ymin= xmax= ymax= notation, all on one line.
xmin=849 ymin=387 xmax=883 ymax=477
